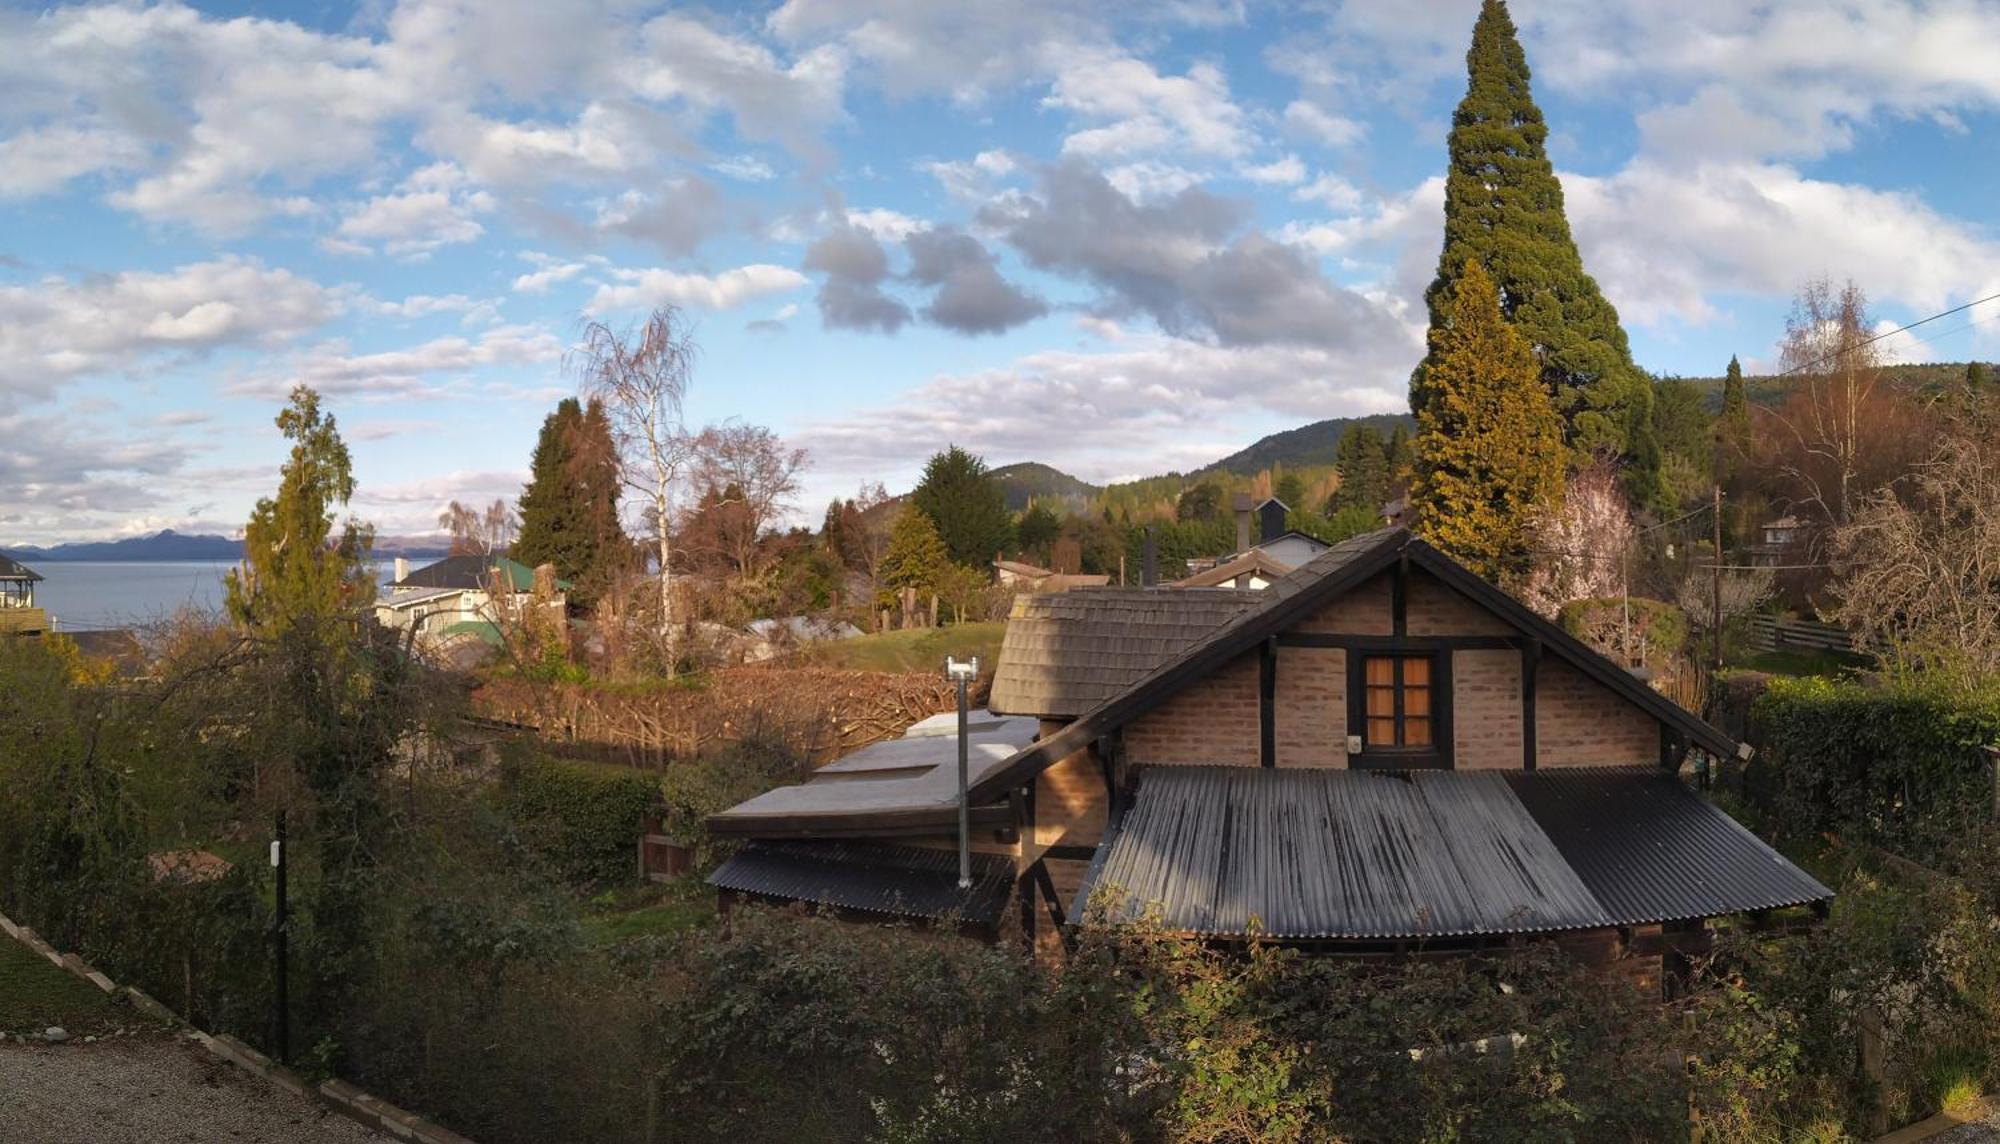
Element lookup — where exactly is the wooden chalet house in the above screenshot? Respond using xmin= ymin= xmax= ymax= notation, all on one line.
xmin=0 ymin=552 xmax=49 ymax=636
xmin=708 ymin=528 xmax=1829 ymax=974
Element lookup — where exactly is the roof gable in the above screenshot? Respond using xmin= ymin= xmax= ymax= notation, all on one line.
xmin=0 ymin=552 xmax=43 ymax=582
xmin=971 ymin=528 xmax=1737 ymax=802
xmin=394 ymin=554 xmax=569 ymax=592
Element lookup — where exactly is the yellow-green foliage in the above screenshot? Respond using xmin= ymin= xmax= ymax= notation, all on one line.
xmin=1412 ymin=260 xmax=1566 ymax=581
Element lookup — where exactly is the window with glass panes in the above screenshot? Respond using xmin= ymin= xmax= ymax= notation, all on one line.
xmin=1361 ymin=654 xmax=1433 ymax=749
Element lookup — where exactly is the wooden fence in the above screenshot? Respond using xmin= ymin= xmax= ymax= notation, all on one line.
xmin=1744 ymin=614 xmax=1857 ymax=654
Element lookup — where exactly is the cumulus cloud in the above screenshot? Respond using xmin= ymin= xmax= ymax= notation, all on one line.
xmin=593 ymin=176 xmax=725 ymax=256
xmin=588 ymin=264 xmax=809 ymax=313
xmin=980 ymin=158 xmax=1417 ymax=355
xmin=332 ymin=162 xmax=494 ymax=257
xmin=904 ymin=227 xmax=1048 ymax=334
xmin=802 ymin=226 xmax=912 ymax=332
xmin=1046 ymin=51 xmax=1252 ymax=160
xmin=0 ymin=257 xmax=337 ymax=408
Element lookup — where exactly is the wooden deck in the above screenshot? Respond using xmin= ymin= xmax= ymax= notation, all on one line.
xmin=0 ymin=608 xmax=49 ymax=635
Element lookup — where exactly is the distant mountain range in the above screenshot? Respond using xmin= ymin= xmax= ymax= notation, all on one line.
xmin=4 ymin=530 xmax=454 ymax=563
xmin=988 ymin=412 xmax=1417 ymax=511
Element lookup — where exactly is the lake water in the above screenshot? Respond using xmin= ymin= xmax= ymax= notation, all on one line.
xmin=31 ymin=561 xmax=401 ymax=632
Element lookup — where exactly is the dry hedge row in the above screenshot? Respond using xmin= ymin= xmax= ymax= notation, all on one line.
xmin=471 ymin=668 xmax=967 ymax=768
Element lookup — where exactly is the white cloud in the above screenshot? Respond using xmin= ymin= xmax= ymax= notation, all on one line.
xmin=333 ymin=162 xmax=494 ymax=257
xmin=1291 ymin=173 xmax=1365 ymax=210
xmin=1282 ymin=99 xmax=1366 ymax=147
xmin=1242 ymin=154 xmax=1306 ymax=186
xmin=1047 ymin=52 xmax=1253 ymax=160
xmin=0 ymin=257 xmax=337 ymax=408
xmin=845 ymin=207 xmax=924 ymax=241
xmin=712 ymin=154 xmax=775 ymax=180
xmin=512 ymin=261 xmax=588 ymax=294
xmin=232 ymin=324 xmax=563 ymax=401
xmin=588 ymin=264 xmax=810 ymax=312
xmin=1562 ymin=158 xmax=2000 ymax=328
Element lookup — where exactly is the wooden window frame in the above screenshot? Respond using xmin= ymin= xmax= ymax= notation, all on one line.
xmin=1346 ymin=648 xmax=1453 ymax=770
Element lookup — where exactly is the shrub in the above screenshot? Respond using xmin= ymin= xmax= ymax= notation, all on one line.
xmin=1558 ymin=596 xmax=1688 ymax=668
xmin=495 ymin=753 xmax=659 ymax=889
xmin=1748 ymin=676 xmax=2000 ymax=862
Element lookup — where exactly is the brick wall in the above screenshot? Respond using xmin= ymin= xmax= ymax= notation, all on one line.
xmin=1274 ymin=646 xmax=1345 ymax=767
xmin=1407 ymin=570 xmax=1513 ymax=636
xmin=1124 ymin=651 xmax=1261 ymax=766
xmin=1033 ymin=739 xmax=1107 ymax=853
xmin=1295 ymin=571 xmax=1392 ymax=634
xmin=1452 ymin=648 xmax=1522 ymax=769
xmin=1536 ymin=657 xmax=1658 ymax=765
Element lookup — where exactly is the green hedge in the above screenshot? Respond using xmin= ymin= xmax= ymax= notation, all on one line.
xmin=1749 ymin=676 xmax=2000 ymax=863
xmin=497 ymin=756 xmax=658 ymax=889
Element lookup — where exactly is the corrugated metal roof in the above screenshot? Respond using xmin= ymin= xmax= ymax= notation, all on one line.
xmin=709 ymin=840 xmax=1015 ymax=926
xmin=1075 ymin=766 xmax=1830 ymax=940
xmin=1503 ymin=768 xmax=1833 ymax=924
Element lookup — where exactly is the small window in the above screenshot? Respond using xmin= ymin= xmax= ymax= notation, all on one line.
xmin=1362 ymin=654 xmax=1433 ymax=749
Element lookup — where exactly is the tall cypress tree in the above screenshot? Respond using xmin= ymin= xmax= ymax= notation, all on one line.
xmin=1330 ymin=424 xmax=1389 ymax=513
xmin=1412 ymin=260 xmax=1566 ymax=582
xmin=1715 ymin=354 xmax=1753 ymax=481
xmin=1416 ymin=0 xmax=1655 ymax=492
xmin=514 ymin=398 xmax=628 ymax=604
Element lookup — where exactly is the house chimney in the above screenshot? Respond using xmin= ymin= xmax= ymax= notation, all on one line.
xmin=1232 ymin=492 xmax=1253 ymax=553
xmin=1259 ymin=498 xmax=1289 ymax=545
xmin=1142 ymin=525 xmax=1157 ymax=587
xmin=393 ymin=556 xmax=409 ymax=585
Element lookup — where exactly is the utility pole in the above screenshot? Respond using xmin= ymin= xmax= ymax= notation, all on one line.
xmin=1711 ymin=485 xmax=1725 ymax=676
xmin=271 ymin=811 xmax=289 ymax=1065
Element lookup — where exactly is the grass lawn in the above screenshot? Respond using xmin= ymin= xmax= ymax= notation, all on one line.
xmin=810 ymin=622 xmax=1007 ymax=676
xmin=0 ymin=938 xmax=129 ymax=1036
xmin=1733 ymin=647 xmax=1869 ymax=679
xmin=580 ymin=877 xmax=718 ymax=946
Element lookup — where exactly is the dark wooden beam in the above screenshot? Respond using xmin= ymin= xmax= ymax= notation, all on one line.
xmin=1259 ymin=635 xmax=1277 ymax=768
xmin=1277 ymin=633 xmax=1518 ymax=650
xmin=1391 ymin=554 xmax=1408 ymax=636
xmin=1041 ymin=844 xmax=1098 ymax=862
xmin=1033 ymin=860 xmax=1066 ymax=934
xmin=1521 ymin=637 xmax=1541 ymax=771
xmin=1018 ymin=870 xmax=1036 ymax=954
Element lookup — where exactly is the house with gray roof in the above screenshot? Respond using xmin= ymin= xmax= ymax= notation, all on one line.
xmin=707 ymin=527 xmax=1828 ymax=978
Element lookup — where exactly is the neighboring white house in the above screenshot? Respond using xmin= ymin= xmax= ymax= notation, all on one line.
xmin=374 ymin=554 xmax=567 ymax=649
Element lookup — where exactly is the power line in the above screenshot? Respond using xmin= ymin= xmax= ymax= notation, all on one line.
xmin=1774 ymin=290 xmax=2000 ymax=378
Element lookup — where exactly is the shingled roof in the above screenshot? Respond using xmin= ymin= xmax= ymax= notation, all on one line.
xmin=0 ymin=552 xmax=43 ymax=582
xmin=989 ymin=587 xmax=1261 ymax=718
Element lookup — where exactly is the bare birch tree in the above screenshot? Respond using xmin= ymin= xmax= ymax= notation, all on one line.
xmin=573 ymin=308 xmax=699 ymax=635
xmin=1763 ymin=279 xmax=1927 ymax=533
xmin=439 ymin=498 xmax=517 ymax=556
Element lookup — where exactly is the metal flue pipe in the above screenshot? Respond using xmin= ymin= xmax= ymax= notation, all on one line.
xmin=945 ymin=656 xmax=980 ymax=889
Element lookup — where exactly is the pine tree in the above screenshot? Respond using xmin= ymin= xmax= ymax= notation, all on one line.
xmin=910 ymin=445 xmax=1013 ymax=568
xmin=879 ymin=506 xmax=951 ymax=597
xmin=1415 ymin=0 xmax=1654 ymax=490
xmin=225 ymin=385 xmax=374 ymax=634
xmin=1967 ymin=360 xmax=1990 ymax=392
xmin=1330 ymin=424 xmax=1390 ymax=513
xmin=1412 ymin=260 xmax=1567 ymax=581
xmin=513 ymin=398 xmax=629 ymax=604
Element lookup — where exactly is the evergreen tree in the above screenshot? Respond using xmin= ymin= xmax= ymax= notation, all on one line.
xmin=1715 ymin=354 xmax=1754 ymax=483
xmin=1331 ymin=424 xmax=1390 ymax=513
xmin=1273 ymin=469 xmax=1306 ymax=508
xmin=1015 ymin=502 xmax=1062 ymax=561
xmin=1385 ymin=422 xmax=1413 ymax=482
xmin=513 ymin=398 xmax=628 ymax=604
xmin=1415 ymin=0 xmax=1654 ymax=490
xmin=910 ymin=445 xmax=1013 ymax=569
xmin=879 ymin=506 xmax=951 ymax=597
xmin=1175 ymin=481 xmax=1225 ymax=523
xmin=1967 ymin=360 xmax=1990 ymax=392
xmin=1412 ymin=260 xmax=1567 ymax=581
xmin=225 ymin=385 xmax=374 ymax=633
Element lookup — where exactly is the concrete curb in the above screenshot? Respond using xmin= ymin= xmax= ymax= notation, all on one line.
xmin=0 ymin=909 xmax=474 ymax=1144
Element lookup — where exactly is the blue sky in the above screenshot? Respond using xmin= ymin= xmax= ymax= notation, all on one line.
xmin=3 ymin=0 xmax=1999 ymax=545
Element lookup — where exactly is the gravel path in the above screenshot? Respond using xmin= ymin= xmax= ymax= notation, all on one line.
xmin=0 ymin=1032 xmax=380 ymax=1143
xmin=1936 ymin=1114 xmax=2000 ymax=1143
